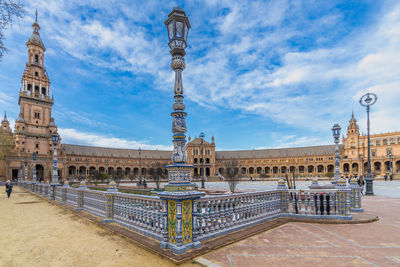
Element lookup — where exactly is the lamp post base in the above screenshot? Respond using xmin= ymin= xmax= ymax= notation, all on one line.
xmin=365 ymin=177 xmax=374 ymax=196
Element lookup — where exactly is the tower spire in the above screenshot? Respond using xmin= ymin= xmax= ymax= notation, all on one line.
xmin=35 ymin=9 xmax=38 ymax=22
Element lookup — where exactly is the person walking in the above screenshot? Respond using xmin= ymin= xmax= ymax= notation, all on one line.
xmin=5 ymin=180 xmax=13 ymax=198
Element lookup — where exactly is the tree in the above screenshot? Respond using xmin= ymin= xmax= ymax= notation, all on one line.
xmin=0 ymin=131 xmax=14 ymax=160
xmin=0 ymin=1 xmax=25 ymax=59
xmin=149 ymin=162 xmax=166 ymax=189
xmin=224 ymin=160 xmax=241 ymax=193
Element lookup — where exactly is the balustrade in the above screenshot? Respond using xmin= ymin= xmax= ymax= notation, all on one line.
xmin=82 ymin=190 xmax=106 ymax=217
xmin=287 ymin=190 xmax=338 ymax=217
xmin=194 ymin=191 xmax=281 ymax=241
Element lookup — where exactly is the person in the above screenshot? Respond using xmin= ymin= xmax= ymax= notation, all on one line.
xmin=5 ymin=180 xmax=13 ymax=198
xmin=357 ymin=176 xmax=363 ymax=195
xmin=384 ymin=174 xmax=387 ymax=181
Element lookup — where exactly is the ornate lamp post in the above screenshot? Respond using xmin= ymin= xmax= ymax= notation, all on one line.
xmin=32 ymin=152 xmax=37 ymax=183
xmin=158 ymin=7 xmax=203 ymax=254
xmin=331 ymin=124 xmax=341 ymax=184
xmin=24 ymin=160 xmax=28 ymax=182
xmin=138 ymin=147 xmax=142 ymax=186
xmin=387 ymin=150 xmax=393 ymax=180
xmin=200 ymin=132 xmax=206 ymax=189
xmin=359 ymin=92 xmax=377 ymax=195
xmin=51 ymin=132 xmax=60 ymax=185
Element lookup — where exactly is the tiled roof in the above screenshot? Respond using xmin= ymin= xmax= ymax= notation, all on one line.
xmin=62 ymin=144 xmax=171 ymax=159
xmin=215 ymin=145 xmax=341 ymax=159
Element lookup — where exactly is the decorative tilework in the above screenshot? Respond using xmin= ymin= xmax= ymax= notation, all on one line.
xmin=168 ymin=200 xmax=177 ymax=244
xmin=182 ymin=200 xmax=192 ymax=244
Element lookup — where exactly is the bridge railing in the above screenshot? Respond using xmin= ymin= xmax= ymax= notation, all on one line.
xmin=19 ymin=179 xmax=355 ymax=255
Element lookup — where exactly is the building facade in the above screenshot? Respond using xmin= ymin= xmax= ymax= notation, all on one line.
xmin=1 ymin=20 xmax=400 ymax=182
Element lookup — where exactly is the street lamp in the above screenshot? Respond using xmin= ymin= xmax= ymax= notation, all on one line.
xmin=331 ymin=124 xmax=341 ymax=184
xmin=138 ymin=147 xmax=142 ymax=186
xmin=24 ymin=160 xmax=28 ymax=182
xmin=387 ymin=150 xmax=393 ymax=180
xmin=200 ymin=132 xmax=206 ymax=189
xmin=359 ymin=92 xmax=377 ymax=195
xmin=51 ymin=132 xmax=60 ymax=185
xmin=32 ymin=151 xmax=37 ymax=183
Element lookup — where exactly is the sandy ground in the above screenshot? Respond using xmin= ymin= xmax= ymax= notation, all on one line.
xmin=0 ymin=187 xmax=197 ymax=267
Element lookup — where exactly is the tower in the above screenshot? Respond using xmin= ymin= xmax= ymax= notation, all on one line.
xmin=13 ymin=12 xmax=59 ymax=181
xmin=1 ymin=112 xmax=11 ymax=132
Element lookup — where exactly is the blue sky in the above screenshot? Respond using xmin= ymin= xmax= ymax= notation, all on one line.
xmin=1 ymin=0 xmax=400 ymax=150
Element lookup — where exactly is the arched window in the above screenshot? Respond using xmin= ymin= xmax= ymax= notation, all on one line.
xmin=194 ymin=158 xmax=198 ymax=164
xmin=206 ymin=158 xmax=210 ymax=164
xmin=390 ymin=138 xmax=395 ymax=144
xmin=376 ymin=140 xmax=381 ymax=146
xmin=35 ymin=54 xmax=39 ymax=64
xmin=383 ymin=139 xmax=388 ymax=145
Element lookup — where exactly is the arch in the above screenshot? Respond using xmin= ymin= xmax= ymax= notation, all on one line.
xmin=241 ymin=167 xmax=246 ymax=175
xmin=218 ymin=168 xmax=224 ymax=175
xmin=281 ymin=166 xmax=287 ymax=174
xmin=34 ymin=85 xmax=39 ymax=95
xmin=384 ymin=161 xmax=391 ymax=171
xmin=289 ymin=166 xmax=295 ymax=173
xmin=89 ymin=166 xmax=96 ymax=175
xmin=317 ymin=165 xmax=324 ymax=173
xmin=108 ymin=167 xmax=114 ymax=176
xmin=396 ymin=160 xmax=400 ymax=173
xmin=351 ymin=163 xmax=358 ymax=173
xmin=68 ymin=166 xmax=76 ymax=176
xmin=327 ymin=164 xmax=334 ymax=173
xmin=125 ymin=167 xmax=131 ymax=176
xmin=373 ymin=162 xmax=381 ymax=172
xmin=99 ymin=166 xmax=105 ymax=173
xmin=133 ymin=167 xmax=139 ymax=176
xmin=298 ymin=166 xmax=305 ymax=173
xmin=256 ymin=167 xmax=262 ymax=174
xmin=27 ymin=84 xmax=32 ymax=92
xmin=116 ymin=167 xmax=123 ymax=177
xmin=34 ymin=54 xmax=39 ymax=64
xmin=79 ymin=166 xmax=86 ymax=176
xmin=200 ymin=158 xmax=203 ymax=164
xmin=36 ymin=164 xmax=44 ymax=180
xmin=141 ymin=168 xmax=146 ymax=176
xmin=206 ymin=158 xmax=210 ymax=164
xmin=264 ymin=167 xmax=270 ymax=173
xmin=41 ymin=87 xmax=46 ymax=97
xmin=272 ymin=167 xmax=279 ymax=174
xmin=194 ymin=158 xmax=198 ymax=164
xmin=249 ymin=167 xmax=254 ymax=174
xmin=194 ymin=168 xmax=198 ymax=176
xmin=206 ymin=167 xmax=210 ymax=176
xmin=307 ymin=165 xmax=314 ymax=173
xmin=343 ymin=163 xmax=349 ymax=173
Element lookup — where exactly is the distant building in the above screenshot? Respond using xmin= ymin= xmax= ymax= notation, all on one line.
xmin=1 ymin=18 xmax=399 ymax=182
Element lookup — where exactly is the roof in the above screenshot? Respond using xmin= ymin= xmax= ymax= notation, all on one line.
xmin=62 ymin=144 xmax=171 ymax=159
xmin=187 ymin=138 xmax=211 ymax=146
xmin=215 ymin=145 xmax=341 ymax=159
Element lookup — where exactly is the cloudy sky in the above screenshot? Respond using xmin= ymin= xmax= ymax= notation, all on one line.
xmin=1 ymin=0 xmax=399 ymax=150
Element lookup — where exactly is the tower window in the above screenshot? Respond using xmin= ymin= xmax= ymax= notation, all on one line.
xmin=36 ymin=144 xmax=39 ymax=149
xmin=35 ymin=72 xmax=38 ymax=77
xmin=35 ymin=55 xmax=39 ymax=64
xmin=34 ymin=112 xmax=40 ymax=119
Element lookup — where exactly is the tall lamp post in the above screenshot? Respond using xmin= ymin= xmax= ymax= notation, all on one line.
xmin=387 ymin=150 xmax=393 ymax=180
xmin=138 ymin=147 xmax=142 ymax=186
xmin=158 ymin=7 xmax=204 ymax=254
xmin=359 ymin=92 xmax=377 ymax=195
xmin=200 ymin=132 xmax=206 ymax=189
xmin=24 ymin=160 xmax=28 ymax=182
xmin=32 ymin=152 xmax=37 ymax=183
xmin=51 ymin=132 xmax=60 ymax=185
xmin=331 ymin=124 xmax=341 ymax=184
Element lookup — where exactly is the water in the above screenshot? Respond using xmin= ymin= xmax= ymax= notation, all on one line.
xmin=140 ymin=180 xmax=400 ymax=198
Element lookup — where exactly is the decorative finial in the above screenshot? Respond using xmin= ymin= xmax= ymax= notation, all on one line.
xmin=35 ymin=9 xmax=38 ymax=22
xmin=3 ymin=111 xmax=7 ymax=120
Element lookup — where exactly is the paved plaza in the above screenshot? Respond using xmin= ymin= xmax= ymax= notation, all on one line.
xmin=199 ymin=195 xmax=400 ymax=267
xmin=0 ymin=187 xmax=194 ymax=267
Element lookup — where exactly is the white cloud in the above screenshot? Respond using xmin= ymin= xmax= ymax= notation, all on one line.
xmin=58 ymin=128 xmax=172 ymax=150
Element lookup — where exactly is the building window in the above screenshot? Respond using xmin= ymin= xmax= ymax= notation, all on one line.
xmin=371 ymin=149 xmax=376 ymax=157
xmin=390 ymin=138 xmax=395 ymax=144
xmin=35 ymin=143 xmax=39 ymax=149
xmin=376 ymin=140 xmax=381 ymax=146
xmin=383 ymin=139 xmax=388 ymax=145
xmin=34 ymin=112 xmax=40 ymax=119
xmin=35 ymin=55 xmax=39 ymax=64
xmin=35 ymin=72 xmax=38 ymax=77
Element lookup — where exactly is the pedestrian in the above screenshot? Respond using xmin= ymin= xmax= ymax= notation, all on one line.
xmin=5 ymin=180 xmax=13 ymax=198
xmin=357 ymin=176 xmax=363 ymax=195
xmin=360 ymin=176 xmax=365 ymax=195
xmin=384 ymin=174 xmax=387 ymax=181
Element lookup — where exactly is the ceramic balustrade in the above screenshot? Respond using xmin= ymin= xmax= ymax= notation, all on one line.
xmin=194 ymin=191 xmax=281 ymax=241
xmin=287 ymin=190 xmax=339 ymax=217
xmin=66 ymin=187 xmax=78 ymax=207
xmin=82 ymin=190 xmax=106 ymax=217
xmin=113 ymin=193 xmax=165 ymax=241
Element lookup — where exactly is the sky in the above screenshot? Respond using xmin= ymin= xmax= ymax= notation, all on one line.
xmin=0 ymin=0 xmax=400 ymax=151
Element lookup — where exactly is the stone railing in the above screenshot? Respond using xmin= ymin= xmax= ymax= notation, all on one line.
xmin=194 ymin=191 xmax=281 ymax=241
xmin=18 ymin=178 xmax=359 ymax=255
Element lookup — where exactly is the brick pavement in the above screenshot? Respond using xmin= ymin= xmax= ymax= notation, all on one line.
xmin=199 ymin=196 xmax=400 ymax=267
